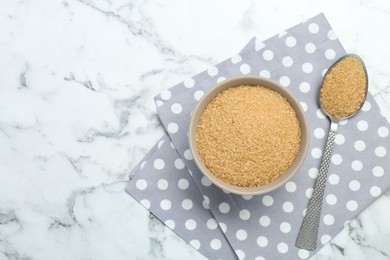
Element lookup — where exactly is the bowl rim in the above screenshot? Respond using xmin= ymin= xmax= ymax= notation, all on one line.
xmin=188 ymin=75 xmax=309 ymax=195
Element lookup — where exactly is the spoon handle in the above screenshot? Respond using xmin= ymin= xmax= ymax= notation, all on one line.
xmin=296 ymin=121 xmax=338 ymax=251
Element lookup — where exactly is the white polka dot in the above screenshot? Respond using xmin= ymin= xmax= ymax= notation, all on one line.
xmin=140 ymin=199 xmax=150 ymax=209
xmin=156 ymin=100 xmax=164 ymax=107
xmin=346 ymin=200 xmax=358 ymax=211
xmin=362 ymin=101 xmax=371 ymax=111
xmin=314 ymin=128 xmax=325 ymax=139
xmin=203 ymin=196 xmax=210 ymax=209
xmin=378 ymin=126 xmax=389 ymax=137
xmin=217 ymin=76 xmax=226 ymax=83
xmin=316 ymin=109 xmax=326 ymax=119
xmin=259 ymin=216 xmax=271 ymax=227
xmin=207 ymin=66 xmax=218 ymax=77
xmin=305 ymin=42 xmax=316 ymax=54
xmin=242 ymin=195 xmax=253 ymax=200
xmin=185 ymin=219 xmax=197 ymax=230
xmin=262 ymin=195 xmax=274 ymax=206
xmin=207 ymin=219 xmax=218 ymax=230
xmin=184 ymin=149 xmax=193 ymax=160
xmin=300 ymin=102 xmax=308 ymax=112
xmin=370 ymin=186 xmax=381 ymax=197
xmin=285 ymin=181 xmax=297 ymax=192
xmin=323 ymin=69 xmax=328 ymax=77
xmin=236 ymin=229 xmax=247 ymax=241
xmin=326 ymin=194 xmax=337 ymax=205
xmin=339 ymin=119 xmax=349 ymax=125
xmin=160 ymin=199 xmax=172 ymax=210
xmin=231 ymin=54 xmax=242 ymax=64
xmin=331 ymin=154 xmax=342 ymax=165
xmin=184 ymin=78 xmax=195 ymax=88
xmin=165 ymin=219 xmax=175 ymax=229
xmin=302 ymin=63 xmax=313 ymax=73
xmin=282 ymin=56 xmax=293 ymax=67
xmin=201 ymin=176 xmax=212 ymax=187
xmin=219 ymin=202 xmax=230 ymax=213
xmin=335 ymin=134 xmax=345 ymax=145
xmin=255 ymin=38 xmax=265 ymax=51
xmin=308 ymin=23 xmax=319 ymax=33
xmin=263 ymin=50 xmax=274 ymax=61
xmin=167 ymin=123 xmax=179 ymax=134
xmin=325 ymin=49 xmax=336 ymax=60
xmin=255 ymin=257 xmax=266 ymax=260
xmin=279 ymin=76 xmax=290 ymax=87
xmin=321 ymin=234 xmax=332 ymax=245
xmin=194 ymin=90 xmax=204 ymax=101
xmin=174 ymin=159 xmax=185 ymax=171
xmin=323 ymin=214 xmax=335 ymax=225
xmin=375 ymin=146 xmax=387 ymax=157
xmin=351 ymin=160 xmax=363 ymax=171
xmin=160 ymin=90 xmax=172 ymax=100
xmin=178 ymin=178 xmax=189 ymax=190
xmin=349 ymin=180 xmax=361 ymax=191
xmin=181 ymin=199 xmax=193 ymax=210
xmin=239 ymin=209 xmax=251 ymax=220
xmin=171 ymin=103 xmax=182 ymax=114
xmin=136 ymin=179 xmax=147 ymax=190
xmin=219 ymin=222 xmax=227 ymax=233
xmin=354 ymin=140 xmax=366 ymax=151
xmin=306 ymin=188 xmax=313 ymax=199
xmin=157 ymin=179 xmax=168 ymax=190
xmin=329 ymin=174 xmax=340 ymax=185
xmin=298 ymin=249 xmax=310 ymax=259
xmin=282 ymin=201 xmax=294 ymax=213
xmin=153 ymin=159 xmax=165 ymax=170
xmin=277 ymin=242 xmax=289 ymax=254
xmin=210 ymin=239 xmax=222 ymax=250
xmin=240 ymin=63 xmax=251 ymax=74
xmin=357 ymin=120 xmax=368 ymax=131
xmin=302 ymin=208 xmax=307 ymax=217
xmin=299 ymin=82 xmax=311 ymax=93
xmin=190 ymin=239 xmax=200 ymax=249
xmin=257 ymin=236 xmax=268 ymax=247
xmin=372 ymin=166 xmax=384 ymax=177
xmin=157 ymin=140 xmax=165 ymax=148
xmin=311 ymin=147 xmax=322 ymax=159
xmin=308 ymin=168 xmax=318 ymax=179
xmin=235 ymin=250 xmax=245 ymax=260
xmin=140 ymin=161 xmax=147 ymax=170
xmin=259 ymin=69 xmax=270 ymax=78
xmin=327 ymin=30 xmax=337 ymax=40
xmin=285 ymin=36 xmax=297 ymax=47
xmin=280 ymin=222 xmax=291 ymax=233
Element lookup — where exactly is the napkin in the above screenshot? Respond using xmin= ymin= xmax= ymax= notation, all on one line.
xmin=127 ymin=13 xmax=390 ymax=260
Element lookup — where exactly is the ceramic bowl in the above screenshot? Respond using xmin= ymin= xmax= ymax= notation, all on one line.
xmin=188 ymin=76 xmax=309 ymax=195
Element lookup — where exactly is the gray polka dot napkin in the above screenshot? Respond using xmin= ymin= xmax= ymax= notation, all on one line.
xmin=127 ymin=13 xmax=390 ymax=260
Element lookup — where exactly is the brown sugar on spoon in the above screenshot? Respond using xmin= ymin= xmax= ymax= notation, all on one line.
xmin=320 ymin=56 xmax=367 ymax=118
xmin=196 ymin=85 xmax=301 ymax=187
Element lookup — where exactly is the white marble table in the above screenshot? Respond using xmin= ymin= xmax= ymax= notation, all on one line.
xmin=0 ymin=0 xmax=389 ymax=259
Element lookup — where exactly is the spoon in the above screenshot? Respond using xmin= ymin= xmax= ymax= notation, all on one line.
xmin=296 ymin=54 xmax=368 ymax=251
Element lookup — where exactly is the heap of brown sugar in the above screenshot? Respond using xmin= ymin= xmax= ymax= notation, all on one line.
xmin=196 ymin=85 xmax=301 ymax=187
xmin=320 ymin=56 xmax=367 ymax=118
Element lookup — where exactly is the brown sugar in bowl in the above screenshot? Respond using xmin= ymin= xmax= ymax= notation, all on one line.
xmin=188 ymin=76 xmax=309 ymax=195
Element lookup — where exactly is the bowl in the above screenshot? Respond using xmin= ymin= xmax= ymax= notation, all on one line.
xmin=188 ymin=76 xmax=309 ymax=195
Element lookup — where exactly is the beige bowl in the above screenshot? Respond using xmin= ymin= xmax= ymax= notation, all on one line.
xmin=189 ymin=76 xmax=309 ymax=195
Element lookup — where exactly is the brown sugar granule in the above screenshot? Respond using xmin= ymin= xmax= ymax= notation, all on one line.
xmin=320 ymin=56 xmax=367 ymax=118
xmin=196 ymin=85 xmax=301 ymax=187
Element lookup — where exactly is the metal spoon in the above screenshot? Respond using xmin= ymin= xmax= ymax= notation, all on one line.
xmin=296 ymin=54 xmax=368 ymax=251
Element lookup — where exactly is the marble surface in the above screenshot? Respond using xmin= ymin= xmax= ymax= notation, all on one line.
xmin=0 ymin=0 xmax=389 ymax=259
